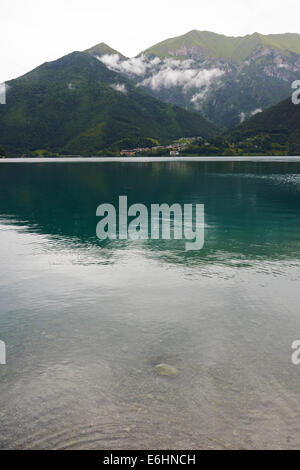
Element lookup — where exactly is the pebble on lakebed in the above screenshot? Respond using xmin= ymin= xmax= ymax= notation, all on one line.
xmin=154 ymin=364 xmax=179 ymax=377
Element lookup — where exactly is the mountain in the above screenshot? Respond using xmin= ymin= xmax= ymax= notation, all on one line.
xmin=0 ymin=51 xmax=217 ymax=156
xmin=226 ymin=96 xmax=300 ymax=155
xmin=93 ymin=31 xmax=300 ymax=128
xmin=85 ymin=42 xmax=127 ymax=60
xmin=144 ymin=30 xmax=300 ymax=61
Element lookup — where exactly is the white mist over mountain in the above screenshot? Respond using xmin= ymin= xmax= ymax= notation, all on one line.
xmin=141 ymin=66 xmax=224 ymax=92
xmin=99 ymin=54 xmax=224 ymax=94
xmin=100 ymin=54 xmax=160 ymax=77
xmin=110 ymin=83 xmax=128 ymax=94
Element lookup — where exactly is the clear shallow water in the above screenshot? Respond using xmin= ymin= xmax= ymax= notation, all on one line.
xmin=0 ymin=161 xmax=300 ymax=450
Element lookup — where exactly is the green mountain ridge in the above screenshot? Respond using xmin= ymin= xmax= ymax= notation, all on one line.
xmin=84 ymin=31 xmax=300 ymax=128
xmin=226 ymin=96 xmax=300 ymax=155
xmin=0 ymin=51 xmax=217 ymax=156
xmin=144 ymin=30 xmax=300 ymax=61
xmin=84 ymin=31 xmax=300 ymax=62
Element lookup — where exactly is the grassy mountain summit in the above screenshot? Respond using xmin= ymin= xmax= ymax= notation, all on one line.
xmin=0 ymin=51 xmax=217 ymax=156
xmin=144 ymin=30 xmax=300 ymax=61
xmin=119 ymin=30 xmax=300 ymax=128
xmin=85 ymin=42 xmax=127 ymax=59
xmin=85 ymin=31 xmax=300 ymax=128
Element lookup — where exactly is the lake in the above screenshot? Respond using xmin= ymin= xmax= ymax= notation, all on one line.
xmin=0 ymin=160 xmax=300 ymax=449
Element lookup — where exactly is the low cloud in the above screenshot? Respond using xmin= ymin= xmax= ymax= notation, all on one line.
xmin=141 ymin=67 xmax=224 ymax=92
xmin=98 ymin=54 xmax=224 ymax=96
xmin=239 ymin=112 xmax=246 ymax=123
xmin=190 ymin=90 xmax=208 ymax=109
xmin=250 ymin=108 xmax=262 ymax=116
xmin=239 ymin=109 xmax=262 ymax=123
xmin=98 ymin=54 xmax=160 ymax=76
xmin=110 ymin=83 xmax=127 ymax=94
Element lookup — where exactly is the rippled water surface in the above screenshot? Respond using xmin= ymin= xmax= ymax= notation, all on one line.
xmin=0 ymin=161 xmax=300 ymax=449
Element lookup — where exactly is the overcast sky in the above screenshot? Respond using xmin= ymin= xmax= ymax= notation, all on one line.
xmin=0 ymin=0 xmax=299 ymax=82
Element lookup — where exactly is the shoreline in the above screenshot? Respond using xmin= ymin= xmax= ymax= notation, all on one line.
xmin=1 ymin=156 xmax=300 ymax=163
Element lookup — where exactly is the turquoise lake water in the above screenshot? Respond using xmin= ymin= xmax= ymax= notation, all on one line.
xmin=0 ymin=161 xmax=300 ymax=449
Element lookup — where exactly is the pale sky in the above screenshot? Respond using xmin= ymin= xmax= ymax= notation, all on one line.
xmin=1 ymin=0 xmax=299 ymax=82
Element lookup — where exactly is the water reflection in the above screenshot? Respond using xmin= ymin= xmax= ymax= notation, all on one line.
xmin=0 ymin=161 xmax=299 ymax=267
xmin=0 ymin=162 xmax=300 ymax=450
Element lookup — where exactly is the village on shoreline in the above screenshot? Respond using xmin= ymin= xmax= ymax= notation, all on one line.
xmin=120 ymin=136 xmax=204 ymax=157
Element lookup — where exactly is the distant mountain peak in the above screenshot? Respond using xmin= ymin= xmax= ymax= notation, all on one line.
xmin=85 ymin=42 xmax=127 ymax=59
xmin=143 ymin=30 xmax=300 ymax=61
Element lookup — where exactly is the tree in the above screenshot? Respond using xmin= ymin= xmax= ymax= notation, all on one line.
xmin=0 ymin=145 xmax=8 ymax=157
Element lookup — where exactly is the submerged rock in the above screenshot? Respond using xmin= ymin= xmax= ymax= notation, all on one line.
xmin=154 ymin=363 xmax=179 ymax=377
